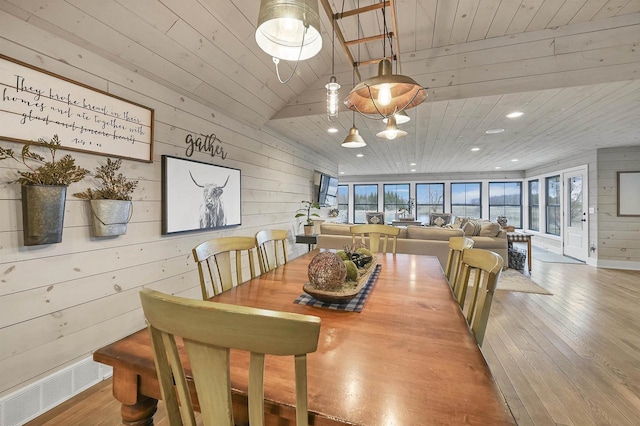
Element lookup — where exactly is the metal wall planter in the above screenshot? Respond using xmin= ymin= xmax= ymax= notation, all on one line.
xmin=21 ymin=185 xmax=67 ymax=246
xmin=90 ymin=199 xmax=132 ymax=237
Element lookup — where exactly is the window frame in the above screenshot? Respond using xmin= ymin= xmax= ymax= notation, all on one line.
xmin=353 ymin=184 xmax=379 ymax=224
xmin=383 ymin=183 xmax=410 ymax=220
xmin=450 ymin=182 xmax=482 ymax=218
xmin=488 ymin=181 xmax=522 ymax=228
xmin=545 ymin=175 xmax=561 ymax=236
xmin=337 ymin=184 xmax=349 ymax=223
xmin=415 ymin=183 xmax=445 ymax=223
xmin=528 ymin=180 xmax=539 ymax=231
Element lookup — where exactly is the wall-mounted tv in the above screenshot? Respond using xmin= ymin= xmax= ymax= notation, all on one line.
xmin=317 ymin=173 xmax=339 ymax=207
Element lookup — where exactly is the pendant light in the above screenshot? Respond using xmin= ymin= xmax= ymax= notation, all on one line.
xmin=383 ymin=110 xmax=410 ymax=124
xmin=343 ymin=1 xmax=426 ymax=118
xmin=255 ymin=0 xmax=322 ymax=83
xmin=325 ymin=15 xmax=340 ymax=122
xmin=342 ymin=68 xmax=366 ymax=148
xmin=376 ymin=116 xmax=407 ymax=140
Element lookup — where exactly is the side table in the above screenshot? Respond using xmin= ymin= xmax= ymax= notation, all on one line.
xmin=507 ymin=232 xmax=533 ymax=272
xmin=295 ymin=234 xmax=318 ymax=252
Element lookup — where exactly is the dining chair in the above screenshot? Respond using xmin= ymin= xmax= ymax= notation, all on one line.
xmin=444 ymin=237 xmax=474 ymax=289
xmin=192 ymin=236 xmax=259 ymax=300
xmin=255 ymin=229 xmax=289 ymax=274
xmin=139 ymin=289 xmax=321 ymax=426
xmin=349 ymin=224 xmax=400 ymax=254
xmin=452 ymin=248 xmax=504 ymax=346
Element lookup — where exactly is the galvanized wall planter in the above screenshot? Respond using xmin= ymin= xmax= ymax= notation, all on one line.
xmin=21 ymin=185 xmax=67 ymax=246
xmin=90 ymin=199 xmax=132 ymax=237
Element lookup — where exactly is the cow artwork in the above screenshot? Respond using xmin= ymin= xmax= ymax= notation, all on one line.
xmin=189 ymin=171 xmax=229 ymax=228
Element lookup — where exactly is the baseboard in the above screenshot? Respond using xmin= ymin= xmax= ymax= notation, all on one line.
xmin=594 ymin=259 xmax=640 ymax=271
xmin=0 ymin=357 xmax=113 ymax=426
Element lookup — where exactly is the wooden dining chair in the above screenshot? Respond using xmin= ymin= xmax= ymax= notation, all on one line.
xmin=255 ymin=229 xmax=289 ymax=274
xmin=444 ymin=237 xmax=474 ymax=289
xmin=452 ymin=249 xmax=504 ymax=346
xmin=139 ymin=289 xmax=321 ymax=426
xmin=192 ymin=236 xmax=259 ymax=300
xmin=349 ymin=224 xmax=400 ymax=253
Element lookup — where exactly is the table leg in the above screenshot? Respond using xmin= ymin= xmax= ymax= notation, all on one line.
xmin=112 ymin=368 xmax=158 ymax=426
xmin=527 ymin=238 xmax=532 ymax=272
xmin=121 ymin=395 xmax=158 ymax=426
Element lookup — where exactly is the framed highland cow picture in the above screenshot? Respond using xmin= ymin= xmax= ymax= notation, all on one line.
xmin=161 ymin=155 xmax=241 ymax=235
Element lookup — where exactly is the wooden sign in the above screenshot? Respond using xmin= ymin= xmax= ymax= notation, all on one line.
xmin=0 ymin=54 xmax=154 ymax=162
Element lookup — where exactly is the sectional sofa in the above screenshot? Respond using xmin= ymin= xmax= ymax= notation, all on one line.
xmin=316 ymin=223 xmax=508 ymax=270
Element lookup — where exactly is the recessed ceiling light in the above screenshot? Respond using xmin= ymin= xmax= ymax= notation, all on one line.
xmin=327 ymin=127 xmax=338 ymax=133
xmin=410 ymin=169 xmax=416 ymax=172
xmin=511 ymin=158 xmax=519 ymax=162
xmin=356 ymin=153 xmax=364 ymax=158
xmin=485 ymin=128 xmax=505 ymax=134
xmin=495 ymin=166 xmax=501 ymax=169
xmin=470 ymin=147 xmax=481 ymax=152
xmin=339 ymin=171 xmax=344 ymax=175
xmin=506 ymin=111 xmax=524 ymax=118
xmin=410 ymin=162 xmax=416 ymax=166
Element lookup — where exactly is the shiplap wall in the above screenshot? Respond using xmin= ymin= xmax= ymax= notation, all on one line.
xmin=596 ymin=147 xmax=640 ymax=264
xmin=0 ymin=15 xmax=336 ymax=397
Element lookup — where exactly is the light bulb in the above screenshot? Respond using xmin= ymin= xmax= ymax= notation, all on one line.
xmin=326 ymin=77 xmax=340 ymax=120
xmin=279 ymin=17 xmax=299 ymax=34
xmin=378 ymin=83 xmax=392 ymax=106
xmin=385 ymin=128 xmax=398 ymax=139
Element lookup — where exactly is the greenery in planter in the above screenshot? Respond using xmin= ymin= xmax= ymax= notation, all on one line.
xmin=295 ymin=200 xmax=320 ymax=226
xmin=74 ymin=158 xmax=138 ymax=200
xmin=0 ymin=134 xmax=89 ymax=185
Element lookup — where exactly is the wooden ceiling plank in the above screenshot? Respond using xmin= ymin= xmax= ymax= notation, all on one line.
xmin=449 ymin=0 xmax=480 ymax=45
xmin=432 ymin=0 xmax=458 ymax=47
xmin=506 ymin=0 xmax=546 ymax=35
xmin=467 ymin=0 xmax=501 ymax=41
xmin=548 ymin=0 xmax=590 ymax=27
xmin=526 ymin=0 xmax=566 ymax=31
xmin=485 ymin=1 xmax=521 ymax=39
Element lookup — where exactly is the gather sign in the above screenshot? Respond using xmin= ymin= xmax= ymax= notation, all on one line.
xmin=0 ymin=55 xmax=154 ymax=162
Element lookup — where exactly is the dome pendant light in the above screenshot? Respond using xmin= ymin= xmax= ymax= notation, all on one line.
xmin=342 ymin=121 xmax=367 ymax=148
xmin=255 ymin=0 xmax=323 ymax=83
xmin=383 ymin=110 xmax=410 ymax=124
xmin=345 ymin=59 xmax=426 ymax=117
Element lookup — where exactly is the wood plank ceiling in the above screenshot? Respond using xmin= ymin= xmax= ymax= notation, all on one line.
xmin=2 ymin=0 xmax=639 ymax=176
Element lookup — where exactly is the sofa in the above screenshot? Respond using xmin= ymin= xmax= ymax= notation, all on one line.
xmin=316 ymin=223 xmax=508 ymax=270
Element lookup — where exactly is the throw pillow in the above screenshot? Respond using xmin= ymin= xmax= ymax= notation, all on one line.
xmin=479 ymin=222 xmax=501 ymax=237
xmin=452 ymin=216 xmax=469 ymax=229
xmin=462 ymin=220 xmax=482 ymax=236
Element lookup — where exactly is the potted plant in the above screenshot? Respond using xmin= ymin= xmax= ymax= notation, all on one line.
xmin=295 ymin=200 xmax=320 ymax=236
xmin=74 ymin=158 xmax=138 ymax=237
xmin=0 ymin=135 xmax=89 ymax=245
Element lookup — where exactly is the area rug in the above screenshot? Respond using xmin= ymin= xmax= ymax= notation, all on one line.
xmin=497 ymin=269 xmax=553 ymax=295
xmin=531 ymin=246 xmax=584 ymax=264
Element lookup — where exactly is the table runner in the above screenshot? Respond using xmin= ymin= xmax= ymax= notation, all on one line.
xmin=294 ymin=264 xmax=381 ymax=312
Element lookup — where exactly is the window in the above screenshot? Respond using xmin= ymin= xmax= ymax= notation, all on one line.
xmin=353 ymin=184 xmax=378 ymax=224
xmin=546 ymin=175 xmax=560 ymax=235
xmin=451 ymin=183 xmax=481 ymax=218
xmin=489 ymin=182 xmax=522 ymax=228
xmin=337 ymin=185 xmax=348 ymax=223
xmin=383 ymin=184 xmax=410 ymax=220
xmin=528 ymin=180 xmax=539 ymax=231
xmin=416 ymin=183 xmax=444 ymax=223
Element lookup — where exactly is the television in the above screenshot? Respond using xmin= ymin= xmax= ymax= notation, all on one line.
xmin=317 ymin=173 xmax=339 ymax=207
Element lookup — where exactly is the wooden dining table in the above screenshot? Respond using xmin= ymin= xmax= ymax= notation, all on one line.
xmin=94 ymin=251 xmax=515 ymax=425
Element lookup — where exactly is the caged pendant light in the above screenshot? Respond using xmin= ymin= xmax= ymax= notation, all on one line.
xmin=255 ymin=0 xmax=323 ymax=83
xmin=343 ymin=1 xmax=426 ymax=119
xmin=325 ymin=14 xmax=340 ymax=122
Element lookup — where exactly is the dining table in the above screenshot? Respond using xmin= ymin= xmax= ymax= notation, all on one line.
xmin=94 ymin=251 xmax=515 ymax=425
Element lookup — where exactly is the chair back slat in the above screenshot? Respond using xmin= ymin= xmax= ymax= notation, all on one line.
xmin=193 ymin=236 xmax=259 ymax=299
xmin=349 ymin=224 xmax=400 ymax=254
xmin=140 ymin=289 xmax=321 ymax=426
xmin=452 ymin=249 xmax=503 ymax=346
xmin=255 ymin=230 xmax=289 ymax=273
xmin=445 ymin=237 xmax=474 ymax=289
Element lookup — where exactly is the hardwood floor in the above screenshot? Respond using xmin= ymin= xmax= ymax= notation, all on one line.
xmin=26 ymin=258 xmax=640 ymax=425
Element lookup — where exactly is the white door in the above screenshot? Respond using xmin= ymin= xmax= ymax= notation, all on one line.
xmin=563 ymin=167 xmax=588 ymax=261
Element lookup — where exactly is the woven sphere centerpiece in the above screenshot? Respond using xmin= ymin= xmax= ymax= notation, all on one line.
xmin=308 ymin=252 xmax=347 ymax=291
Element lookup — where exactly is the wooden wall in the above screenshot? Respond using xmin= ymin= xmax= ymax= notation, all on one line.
xmin=596 ymin=146 xmax=640 ymax=265
xmin=0 ymin=13 xmax=336 ymax=397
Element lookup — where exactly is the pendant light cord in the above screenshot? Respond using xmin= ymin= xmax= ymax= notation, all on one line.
xmin=274 ymin=25 xmax=308 ymax=84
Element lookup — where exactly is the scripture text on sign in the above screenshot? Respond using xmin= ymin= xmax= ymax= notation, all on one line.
xmin=0 ymin=55 xmax=154 ymax=162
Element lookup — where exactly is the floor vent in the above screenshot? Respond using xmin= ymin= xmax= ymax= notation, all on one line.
xmin=0 ymin=357 xmax=112 ymax=426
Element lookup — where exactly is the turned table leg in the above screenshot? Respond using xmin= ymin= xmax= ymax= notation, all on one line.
xmin=121 ymin=395 xmax=158 ymax=426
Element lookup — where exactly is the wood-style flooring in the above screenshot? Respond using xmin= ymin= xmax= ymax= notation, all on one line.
xmin=26 ymin=258 xmax=640 ymax=425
